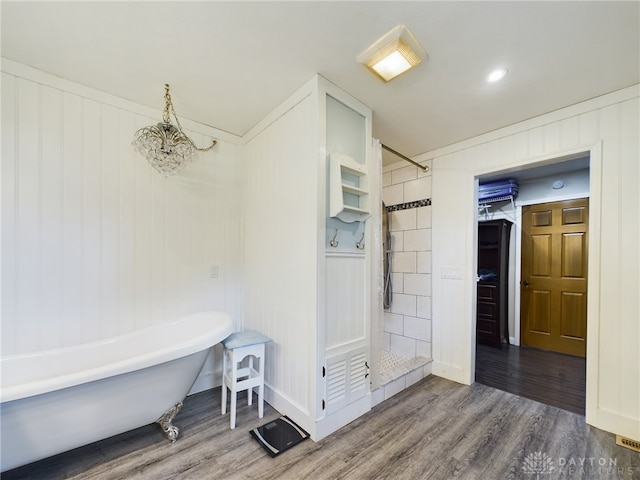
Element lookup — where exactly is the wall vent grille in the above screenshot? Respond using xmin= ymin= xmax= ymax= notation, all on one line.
xmin=616 ymin=435 xmax=640 ymax=453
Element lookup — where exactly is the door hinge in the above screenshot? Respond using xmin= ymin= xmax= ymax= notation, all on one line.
xmin=322 ymin=399 xmax=325 ymax=410
xmin=322 ymin=366 xmax=326 ymax=377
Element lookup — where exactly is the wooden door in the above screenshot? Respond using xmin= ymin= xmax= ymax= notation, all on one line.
xmin=521 ymin=198 xmax=588 ymax=357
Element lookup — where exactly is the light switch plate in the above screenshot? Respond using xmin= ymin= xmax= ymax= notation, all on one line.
xmin=441 ymin=267 xmax=463 ymax=280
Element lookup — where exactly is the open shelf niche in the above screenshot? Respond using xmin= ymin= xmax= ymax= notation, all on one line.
xmin=329 ymin=152 xmax=370 ymax=224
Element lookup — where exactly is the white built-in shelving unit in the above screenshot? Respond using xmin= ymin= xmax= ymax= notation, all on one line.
xmin=329 ymin=152 xmax=370 ymax=223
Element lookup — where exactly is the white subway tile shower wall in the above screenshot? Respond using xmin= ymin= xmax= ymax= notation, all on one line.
xmin=382 ymin=160 xmax=432 ymax=360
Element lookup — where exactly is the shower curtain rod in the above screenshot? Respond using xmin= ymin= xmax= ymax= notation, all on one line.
xmin=381 ymin=143 xmax=428 ymax=172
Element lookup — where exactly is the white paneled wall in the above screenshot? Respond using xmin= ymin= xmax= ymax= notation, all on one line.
xmin=4 ymin=58 xmax=637 ymax=443
xmin=241 ymin=86 xmax=318 ymax=419
xmin=427 ymin=85 xmax=639 ymax=441
xmin=1 ymin=63 xmax=243 ymax=356
xmin=242 ymin=77 xmax=375 ymax=440
xmin=325 ymin=254 xmax=366 ymax=349
xmin=382 ymin=162 xmax=432 ymax=360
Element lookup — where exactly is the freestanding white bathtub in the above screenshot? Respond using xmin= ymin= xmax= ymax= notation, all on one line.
xmin=0 ymin=311 xmax=234 ymax=472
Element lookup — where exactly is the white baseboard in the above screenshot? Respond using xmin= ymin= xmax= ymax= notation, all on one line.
xmin=264 ymin=384 xmax=372 ymax=442
xmin=431 ymin=361 xmax=470 ymax=385
xmin=264 ymin=384 xmax=316 ymax=439
xmin=314 ymin=394 xmax=371 ymax=441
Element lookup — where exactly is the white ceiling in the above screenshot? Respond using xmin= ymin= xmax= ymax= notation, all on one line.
xmin=2 ymin=1 xmax=638 ymax=166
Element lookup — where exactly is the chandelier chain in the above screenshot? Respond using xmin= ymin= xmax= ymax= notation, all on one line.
xmin=163 ymin=84 xmax=216 ymax=152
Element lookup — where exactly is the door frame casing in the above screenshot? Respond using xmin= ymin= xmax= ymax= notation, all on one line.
xmin=471 ymin=142 xmax=601 ymax=425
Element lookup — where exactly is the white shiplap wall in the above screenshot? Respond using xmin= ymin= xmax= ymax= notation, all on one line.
xmin=325 ymin=254 xmax=366 ymax=350
xmin=427 ymin=85 xmax=639 ymax=441
xmin=241 ymin=76 xmax=375 ymax=440
xmin=241 ymin=82 xmax=319 ymax=423
xmin=1 ymin=62 xmax=243 ymax=357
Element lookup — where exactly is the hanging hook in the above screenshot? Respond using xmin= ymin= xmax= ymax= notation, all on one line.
xmin=356 ymin=232 xmax=365 ymax=250
xmin=330 ymin=229 xmax=339 ymax=248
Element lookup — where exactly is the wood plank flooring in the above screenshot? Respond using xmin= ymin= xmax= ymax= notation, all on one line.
xmin=475 ymin=343 xmax=586 ymax=415
xmin=4 ymin=376 xmax=638 ymax=480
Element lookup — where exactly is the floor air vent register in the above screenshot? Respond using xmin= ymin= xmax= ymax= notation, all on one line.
xmin=616 ymin=435 xmax=640 ymax=453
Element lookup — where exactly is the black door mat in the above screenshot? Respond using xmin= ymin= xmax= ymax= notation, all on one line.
xmin=250 ymin=416 xmax=309 ymax=457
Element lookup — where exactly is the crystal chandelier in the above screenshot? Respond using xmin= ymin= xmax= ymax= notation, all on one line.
xmin=132 ymin=84 xmax=216 ymax=176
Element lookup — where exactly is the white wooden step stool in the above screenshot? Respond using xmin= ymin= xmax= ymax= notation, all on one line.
xmin=221 ymin=330 xmax=272 ymax=429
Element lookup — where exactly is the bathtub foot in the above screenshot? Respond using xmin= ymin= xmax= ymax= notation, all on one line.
xmin=156 ymin=401 xmax=183 ymax=443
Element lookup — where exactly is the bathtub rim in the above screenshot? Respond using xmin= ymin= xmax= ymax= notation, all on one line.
xmin=0 ymin=311 xmax=234 ymax=403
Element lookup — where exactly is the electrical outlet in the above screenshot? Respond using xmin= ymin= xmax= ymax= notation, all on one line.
xmin=209 ymin=265 xmax=219 ymax=278
xmin=441 ymin=267 xmax=463 ymax=280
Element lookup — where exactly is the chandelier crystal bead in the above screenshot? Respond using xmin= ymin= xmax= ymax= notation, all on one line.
xmin=132 ymin=84 xmax=216 ymax=176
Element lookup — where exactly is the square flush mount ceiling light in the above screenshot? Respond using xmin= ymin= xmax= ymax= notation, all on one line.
xmin=357 ymin=24 xmax=427 ymax=82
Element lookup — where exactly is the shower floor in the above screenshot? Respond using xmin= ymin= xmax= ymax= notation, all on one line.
xmin=372 ymin=350 xmax=432 ymax=406
xmin=379 ymin=350 xmax=431 ymax=385
xmin=380 ymin=350 xmax=411 ymax=374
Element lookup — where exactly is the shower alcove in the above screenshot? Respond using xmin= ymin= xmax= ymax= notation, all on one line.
xmin=326 ymin=96 xmax=432 ymax=410
xmin=373 ymin=197 xmax=432 ymax=404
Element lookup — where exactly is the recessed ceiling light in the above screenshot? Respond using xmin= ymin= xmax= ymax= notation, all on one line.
xmin=486 ymin=67 xmax=509 ymax=83
xmin=357 ymin=25 xmax=427 ymax=82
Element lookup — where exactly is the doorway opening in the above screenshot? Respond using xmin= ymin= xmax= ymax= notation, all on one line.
xmin=473 ymin=153 xmax=589 ymax=415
